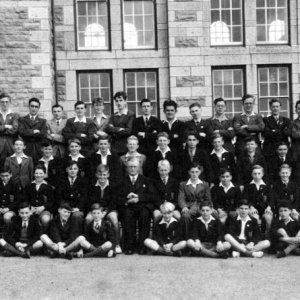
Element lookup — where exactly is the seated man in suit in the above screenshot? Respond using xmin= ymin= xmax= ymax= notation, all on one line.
xmin=132 ymin=98 xmax=162 ymax=155
xmin=18 ymin=98 xmax=47 ymax=164
xmin=118 ymin=157 xmax=154 ymax=255
xmin=106 ymin=91 xmax=135 ymax=156
xmin=47 ymin=104 xmax=67 ymax=159
xmin=62 ymin=101 xmax=96 ymax=158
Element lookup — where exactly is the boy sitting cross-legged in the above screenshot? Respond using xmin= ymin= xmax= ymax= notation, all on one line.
xmin=187 ymin=201 xmax=231 ymax=259
xmin=224 ymin=199 xmax=271 ymax=258
xmin=144 ymin=202 xmax=186 ymax=256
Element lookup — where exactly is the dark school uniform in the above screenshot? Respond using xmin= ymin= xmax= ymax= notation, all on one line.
xmin=0 ymin=179 xmax=20 ymax=212
xmin=61 ymin=155 xmax=87 ymax=179
xmin=161 ymin=119 xmax=185 ymax=153
xmin=38 ymin=157 xmax=63 ymax=188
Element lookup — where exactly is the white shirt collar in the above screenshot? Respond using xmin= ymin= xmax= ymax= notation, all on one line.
xmin=211 ymin=148 xmax=228 ymax=155
xmin=219 ymin=182 xmax=235 ymax=190
xmin=74 ymin=116 xmax=87 ymax=123
xmin=69 ymin=153 xmax=85 ymax=160
xmin=39 ymin=156 xmax=54 ymax=163
xmin=279 ymin=216 xmax=293 ymax=223
xmin=166 ymin=118 xmax=177 ymax=125
xmin=250 ymin=180 xmax=266 ymax=186
xmin=0 ymin=109 xmax=12 ymax=116
xmin=198 ymin=216 xmax=215 ymax=224
xmin=241 ymin=111 xmax=256 ymax=116
xmin=159 ymin=217 xmax=177 ymax=225
xmin=115 ymin=108 xmax=128 ymax=116
xmin=11 ymin=153 xmax=28 ymax=158
xmin=125 ymin=152 xmax=141 ymax=158
xmin=32 ymin=180 xmax=47 ymax=185
xmin=212 ymin=114 xmax=228 ymax=121
xmin=186 ymin=178 xmax=203 ymax=185
xmin=96 ymin=149 xmax=111 ymax=156
xmin=93 ymin=113 xmax=107 ymax=119
xmin=95 ymin=180 xmax=109 ymax=189
xmin=237 ymin=215 xmax=252 ymax=222
xmin=155 ymin=146 xmax=171 ymax=154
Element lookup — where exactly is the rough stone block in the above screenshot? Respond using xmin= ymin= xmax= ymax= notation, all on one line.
xmin=28 ymin=7 xmax=49 ymax=19
xmin=32 ymin=77 xmax=52 ymax=88
xmin=175 ymin=11 xmax=197 ymax=22
xmin=175 ymin=37 xmax=198 ymax=47
xmin=176 ymin=76 xmax=205 ymax=87
xmin=31 ymin=53 xmax=50 ymax=65
xmin=54 ymin=6 xmax=63 ymax=25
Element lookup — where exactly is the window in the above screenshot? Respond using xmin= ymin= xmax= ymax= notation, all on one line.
xmin=77 ymin=71 xmax=112 ymax=116
xmin=210 ymin=0 xmax=243 ymax=46
xmin=123 ymin=0 xmax=156 ymax=49
xmin=212 ymin=68 xmax=244 ymax=117
xmin=124 ymin=70 xmax=158 ymax=116
xmin=76 ymin=0 xmax=110 ymax=50
xmin=258 ymin=66 xmax=290 ymax=117
xmin=256 ymin=0 xmax=288 ymax=43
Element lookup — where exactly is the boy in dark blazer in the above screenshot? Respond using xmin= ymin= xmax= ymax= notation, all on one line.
xmin=132 ymin=98 xmax=162 ymax=155
xmin=225 ymin=199 xmax=271 ymax=258
xmin=0 ymin=201 xmax=43 ymax=258
xmin=187 ymin=201 xmax=231 ymax=258
xmin=118 ymin=157 xmax=155 ymax=255
xmin=106 ymin=91 xmax=135 ymax=155
xmin=144 ymin=202 xmax=186 ymax=256
xmin=18 ymin=98 xmax=47 ymax=164
xmin=62 ymin=101 xmax=97 ymax=158
xmin=40 ymin=202 xmax=80 ymax=259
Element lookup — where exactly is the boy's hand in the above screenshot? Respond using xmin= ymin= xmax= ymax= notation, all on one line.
xmin=72 ymin=208 xmax=79 ymax=212
xmin=127 ymin=192 xmax=138 ymax=199
xmin=33 ymin=129 xmax=40 ymax=134
xmin=264 ymin=206 xmax=272 ymax=215
xmin=291 ymin=209 xmax=299 ymax=219
xmin=36 ymin=206 xmax=45 ymax=214
xmin=246 ymin=242 xmax=254 ymax=251
xmin=216 ymin=242 xmax=224 ymax=252
xmin=199 ymin=132 xmax=206 ymax=137
xmin=31 ymin=207 xmax=37 ymax=214
xmin=239 ymin=185 xmax=244 ymax=193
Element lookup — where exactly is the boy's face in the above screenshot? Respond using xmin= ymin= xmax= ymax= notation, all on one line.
xmin=59 ymin=208 xmax=71 ymax=221
xmin=115 ymin=96 xmax=126 ymax=111
xmin=297 ymin=104 xmax=300 ymax=117
xmin=127 ymin=161 xmax=139 ymax=176
xmin=220 ymin=172 xmax=232 ymax=185
xmin=252 ymin=169 xmax=263 ymax=181
xmin=189 ymin=167 xmax=201 ymax=180
xmin=92 ymin=209 xmax=105 ymax=222
xmin=161 ymin=210 xmax=173 ymax=223
xmin=277 ymin=145 xmax=288 ymax=157
xmin=190 ymin=106 xmax=201 ymax=120
xmin=34 ymin=169 xmax=45 ymax=182
xmin=279 ymin=168 xmax=291 ymax=182
xmin=96 ymin=170 xmax=109 ymax=183
xmin=0 ymin=97 xmax=10 ymax=112
xmin=215 ymin=101 xmax=226 ymax=115
xmin=164 ymin=105 xmax=176 ymax=120
xmin=158 ymin=166 xmax=170 ymax=178
xmin=213 ymin=137 xmax=224 ymax=150
xmin=93 ymin=102 xmax=104 ymax=114
xmin=19 ymin=207 xmax=31 ymax=221
xmin=69 ymin=142 xmax=81 ymax=155
xmin=75 ymin=104 xmax=86 ymax=118
xmin=98 ymin=140 xmax=110 ymax=153
xmin=67 ymin=165 xmax=79 ymax=177
xmin=29 ymin=101 xmax=40 ymax=116
xmin=245 ymin=141 xmax=257 ymax=153
xmin=271 ymin=102 xmax=281 ymax=115
xmin=238 ymin=205 xmax=250 ymax=218
xmin=127 ymin=140 xmax=139 ymax=152
xmin=0 ymin=172 xmax=12 ymax=184
xmin=279 ymin=207 xmax=291 ymax=220
xmin=42 ymin=146 xmax=53 ymax=158
xmin=157 ymin=137 xmax=169 ymax=149
xmin=52 ymin=107 xmax=63 ymax=120
xmin=243 ymin=98 xmax=254 ymax=114
xmin=14 ymin=141 xmax=25 ymax=153
xmin=187 ymin=135 xmax=199 ymax=149
xmin=141 ymin=102 xmax=152 ymax=116
xmin=201 ymin=206 xmax=212 ymax=220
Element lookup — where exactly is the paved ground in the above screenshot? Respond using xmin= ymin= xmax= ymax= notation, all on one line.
xmin=1 ymin=254 xmax=299 ymax=300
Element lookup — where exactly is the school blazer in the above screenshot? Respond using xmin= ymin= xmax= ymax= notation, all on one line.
xmin=211 ymin=185 xmax=241 ymax=212
xmin=4 ymin=215 xmax=41 ymax=247
xmin=37 ymin=158 xmax=63 ymax=187
xmin=161 ymin=119 xmax=185 ymax=153
xmin=263 ymin=115 xmax=292 ymax=156
xmin=18 ymin=115 xmax=47 ymax=143
xmin=226 ymin=216 xmax=262 ymax=244
xmin=117 ymin=175 xmax=154 ymax=211
xmin=4 ymin=155 xmax=34 ymax=188
xmin=46 ymin=118 xmax=67 ymax=144
xmin=49 ymin=215 xmax=80 ymax=246
xmin=84 ymin=220 xmax=116 ymax=248
xmin=0 ymin=180 xmax=20 ymax=211
xmin=178 ymin=180 xmax=211 ymax=210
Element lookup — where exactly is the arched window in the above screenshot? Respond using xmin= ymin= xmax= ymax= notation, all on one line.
xmin=269 ymin=19 xmax=285 ymax=42
xmin=211 ymin=21 xmax=230 ymax=45
xmin=85 ymin=23 xmax=106 ymax=48
xmin=123 ymin=23 xmax=138 ymax=48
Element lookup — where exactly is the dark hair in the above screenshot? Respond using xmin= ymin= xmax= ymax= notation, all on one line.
xmin=237 ymin=199 xmax=250 ymax=208
xmin=34 ymin=164 xmax=46 ymax=174
xmin=157 ymin=132 xmax=169 ymax=139
xmin=140 ymin=98 xmax=152 ymax=106
xmin=41 ymin=140 xmax=52 ymax=148
xmin=295 ymin=100 xmax=300 ymax=109
xmin=0 ymin=167 xmax=12 ymax=174
xmin=188 ymin=162 xmax=203 ymax=172
xmin=52 ymin=104 xmax=63 ymax=111
xmin=276 ymin=141 xmax=289 ymax=149
xmin=214 ymin=98 xmax=226 ymax=106
xmin=113 ymin=91 xmax=127 ymax=101
xmin=278 ymin=200 xmax=292 ymax=210
xmin=219 ymin=167 xmax=232 ymax=177
xmin=244 ymin=136 xmax=257 ymax=144
xmin=92 ymin=97 xmax=104 ymax=106
xmin=74 ymin=101 xmax=86 ymax=109
xmin=14 ymin=137 xmax=25 ymax=145
xmin=200 ymin=201 xmax=213 ymax=209
xmin=66 ymin=160 xmax=79 ymax=169
xmin=18 ymin=201 xmax=31 ymax=210
xmin=90 ymin=203 xmax=105 ymax=211
xmin=68 ymin=138 xmax=81 ymax=146
xmin=96 ymin=164 xmax=110 ymax=174
xmin=29 ymin=97 xmax=40 ymax=107
xmin=0 ymin=92 xmax=11 ymax=101
xmin=242 ymin=94 xmax=255 ymax=103
xmin=59 ymin=202 xmax=72 ymax=211
xmin=163 ymin=100 xmax=177 ymax=110
xmin=269 ymin=98 xmax=281 ymax=107
xmin=212 ymin=132 xmax=223 ymax=141
xmin=186 ymin=131 xmax=199 ymax=141
xmin=189 ymin=103 xmax=201 ymax=110
xmin=98 ymin=134 xmax=111 ymax=143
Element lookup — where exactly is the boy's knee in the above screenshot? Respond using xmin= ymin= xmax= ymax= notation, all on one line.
xmin=224 ymin=234 xmax=232 ymax=241
xmin=3 ymin=211 xmax=15 ymax=224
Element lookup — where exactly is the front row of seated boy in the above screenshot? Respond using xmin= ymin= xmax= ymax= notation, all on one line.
xmin=0 ymin=198 xmax=299 ymax=259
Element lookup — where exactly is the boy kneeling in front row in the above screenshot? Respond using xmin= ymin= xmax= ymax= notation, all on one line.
xmin=187 ymin=201 xmax=231 ymax=259
xmin=144 ymin=202 xmax=186 ymax=256
xmin=224 ymin=199 xmax=270 ymax=258
xmin=0 ymin=201 xmax=43 ymax=258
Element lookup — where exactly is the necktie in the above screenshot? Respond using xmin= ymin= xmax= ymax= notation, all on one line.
xmin=56 ymin=120 xmax=60 ymax=126
xmin=70 ymin=178 xmax=74 ymax=186
xmin=145 ymin=117 xmax=149 ymax=126
xmin=195 ymin=121 xmax=199 ymax=126
xmin=22 ymin=221 xmax=27 ymax=228
xmin=62 ymin=220 xmax=66 ymax=227
xmin=31 ymin=116 xmax=34 ymax=121
xmin=95 ymin=223 xmax=100 ymax=230
xmin=131 ymin=176 xmax=136 ymax=185
xmin=163 ymin=178 xmax=167 ymax=185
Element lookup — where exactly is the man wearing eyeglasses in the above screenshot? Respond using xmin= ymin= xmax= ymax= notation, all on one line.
xmin=19 ymin=98 xmax=47 ymax=164
xmin=233 ymin=94 xmax=265 ymax=157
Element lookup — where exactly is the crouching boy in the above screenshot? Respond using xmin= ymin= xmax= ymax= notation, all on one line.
xmin=187 ymin=201 xmax=231 ymax=258
xmin=225 ymin=199 xmax=270 ymax=258
xmin=69 ymin=203 xmax=115 ymax=258
xmin=273 ymin=201 xmax=300 ymax=258
xmin=144 ymin=202 xmax=186 ymax=256
xmin=0 ymin=201 xmax=43 ymax=258
xmin=40 ymin=202 xmax=80 ymax=260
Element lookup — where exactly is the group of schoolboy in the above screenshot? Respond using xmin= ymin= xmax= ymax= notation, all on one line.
xmin=0 ymin=90 xmax=300 ymax=260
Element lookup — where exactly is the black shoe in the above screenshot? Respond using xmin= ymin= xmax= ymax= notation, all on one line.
xmin=64 ymin=252 xmax=73 ymax=260
xmin=23 ymin=249 xmax=31 ymax=259
xmin=138 ymin=248 xmax=147 ymax=255
xmin=218 ymin=251 xmax=229 ymax=259
xmin=50 ymin=251 xmax=59 ymax=259
xmin=173 ymin=251 xmax=182 ymax=257
xmin=277 ymin=250 xmax=286 ymax=258
xmin=125 ymin=249 xmax=134 ymax=255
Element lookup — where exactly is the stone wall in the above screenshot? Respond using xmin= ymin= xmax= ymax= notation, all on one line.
xmin=0 ymin=0 xmax=55 ymax=118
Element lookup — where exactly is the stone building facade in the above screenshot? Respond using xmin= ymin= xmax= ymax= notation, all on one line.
xmin=1 ymin=0 xmax=300 ymax=120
